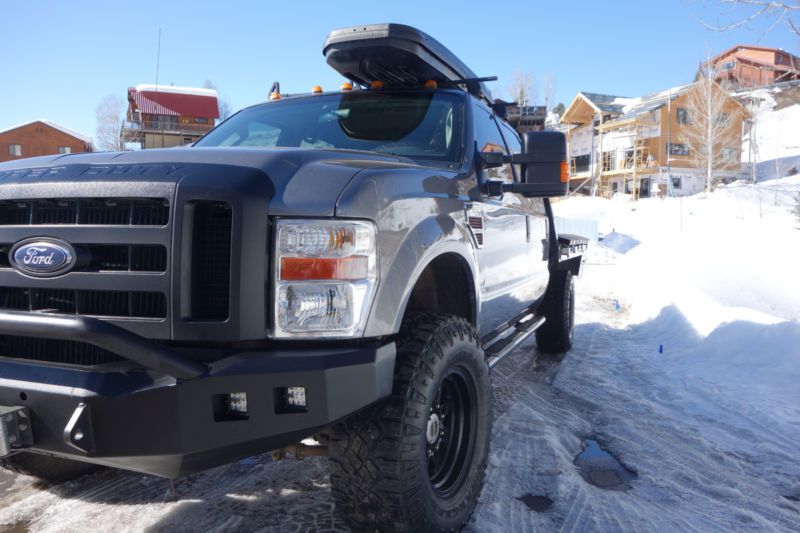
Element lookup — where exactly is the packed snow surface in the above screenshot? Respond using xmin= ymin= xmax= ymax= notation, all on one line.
xmin=1 ymin=179 xmax=799 ymax=531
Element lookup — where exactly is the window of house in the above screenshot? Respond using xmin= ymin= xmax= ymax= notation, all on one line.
xmin=671 ymin=176 xmax=682 ymax=189
xmin=776 ymin=54 xmax=786 ymax=65
xmin=155 ymin=114 xmax=178 ymax=130
xmin=193 ymin=117 xmax=209 ymax=124
xmin=8 ymin=144 xmax=21 ymax=157
xmin=611 ymin=181 xmax=619 ymax=193
xmin=623 ymin=148 xmax=634 ymax=168
xmin=669 ymin=143 xmax=689 ymax=156
xmin=722 ymin=147 xmax=738 ymax=161
xmin=58 ymin=146 xmax=71 ymax=154
xmin=572 ymin=154 xmax=591 ymax=173
xmin=721 ymin=61 xmax=735 ymax=71
xmin=676 ymin=108 xmax=690 ymax=124
xmin=718 ymin=112 xmax=730 ymax=128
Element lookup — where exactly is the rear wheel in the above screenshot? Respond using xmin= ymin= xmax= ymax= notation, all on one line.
xmin=0 ymin=451 xmax=100 ymax=482
xmin=535 ymin=270 xmax=575 ymax=353
xmin=329 ymin=313 xmax=492 ymax=532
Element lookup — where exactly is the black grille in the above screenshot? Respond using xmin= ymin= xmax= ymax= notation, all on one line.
xmin=0 ymin=287 xmax=166 ymax=318
xmin=190 ymin=201 xmax=232 ymax=320
xmin=0 ymin=335 xmax=123 ymax=366
xmin=0 ymin=244 xmax=167 ymax=272
xmin=87 ymin=245 xmax=167 ymax=272
xmin=0 ymin=198 xmax=169 ymax=226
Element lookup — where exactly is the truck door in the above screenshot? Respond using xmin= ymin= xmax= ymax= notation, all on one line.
xmin=472 ymin=103 xmax=548 ymax=336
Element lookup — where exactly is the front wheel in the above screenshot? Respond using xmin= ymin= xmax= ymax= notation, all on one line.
xmin=329 ymin=313 xmax=492 ymax=532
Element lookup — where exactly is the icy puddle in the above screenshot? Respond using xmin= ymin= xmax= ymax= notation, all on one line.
xmin=574 ymin=438 xmax=637 ymax=490
xmin=517 ymin=494 xmax=554 ymax=512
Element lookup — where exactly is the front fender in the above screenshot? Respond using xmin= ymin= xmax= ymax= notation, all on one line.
xmin=365 ymin=210 xmax=480 ymax=337
xmin=334 ymin=166 xmax=480 ymax=338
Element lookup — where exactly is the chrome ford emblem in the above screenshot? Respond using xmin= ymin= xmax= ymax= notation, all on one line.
xmin=10 ymin=238 xmax=76 ymax=277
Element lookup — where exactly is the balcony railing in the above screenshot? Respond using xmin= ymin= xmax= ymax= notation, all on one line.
xmin=122 ymin=120 xmax=213 ymax=137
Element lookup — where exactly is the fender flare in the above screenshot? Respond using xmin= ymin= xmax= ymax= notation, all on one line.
xmin=363 ymin=214 xmax=480 ymax=337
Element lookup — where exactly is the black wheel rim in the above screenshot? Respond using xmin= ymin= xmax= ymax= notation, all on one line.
xmin=426 ymin=364 xmax=478 ymax=497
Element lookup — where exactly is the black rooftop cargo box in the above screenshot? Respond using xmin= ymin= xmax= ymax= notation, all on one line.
xmin=323 ymin=23 xmax=491 ymax=98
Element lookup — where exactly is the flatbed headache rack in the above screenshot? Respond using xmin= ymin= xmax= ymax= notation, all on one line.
xmin=323 ymin=23 xmax=496 ymax=102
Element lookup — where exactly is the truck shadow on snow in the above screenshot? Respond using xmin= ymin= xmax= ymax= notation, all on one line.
xmin=19 ymin=307 xmax=800 ymax=532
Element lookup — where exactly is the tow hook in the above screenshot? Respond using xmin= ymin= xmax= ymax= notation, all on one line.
xmin=0 ymin=406 xmax=34 ymax=457
xmin=270 ymin=439 xmax=328 ymax=461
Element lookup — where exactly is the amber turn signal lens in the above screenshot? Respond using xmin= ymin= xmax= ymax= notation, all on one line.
xmin=280 ymin=256 xmax=369 ymax=281
xmin=370 ymin=80 xmax=385 ymax=89
xmin=560 ymin=161 xmax=570 ymax=183
xmin=423 ymin=79 xmax=438 ymax=89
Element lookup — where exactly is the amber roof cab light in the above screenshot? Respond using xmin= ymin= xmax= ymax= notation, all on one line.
xmin=311 ymin=85 xmax=323 ymax=94
xmin=370 ymin=80 xmax=385 ymax=90
xmin=341 ymin=82 xmax=353 ymax=91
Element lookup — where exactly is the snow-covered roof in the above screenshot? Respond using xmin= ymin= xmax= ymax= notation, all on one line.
xmin=0 ymin=119 xmax=93 ymax=144
xmin=134 ymin=84 xmax=218 ymax=98
xmin=579 ymin=92 xmax=634 ymax=114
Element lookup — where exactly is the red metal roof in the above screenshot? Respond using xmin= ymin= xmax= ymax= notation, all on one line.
xmin=128 ymin=87 xmax=219 ymax=118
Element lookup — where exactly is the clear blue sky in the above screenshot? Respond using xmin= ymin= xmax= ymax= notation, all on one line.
xmin=1 ymin=0 xmax=797 ymax=141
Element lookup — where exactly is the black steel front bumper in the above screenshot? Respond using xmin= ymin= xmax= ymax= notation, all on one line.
xmin=0 ymin=311 xmax=395 ymax=478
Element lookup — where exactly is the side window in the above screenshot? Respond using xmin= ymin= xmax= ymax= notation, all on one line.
xmin=499 ymin=122 xmax=522 ymax=181
xmin=473 ymin=104 xmax=513 ymax=184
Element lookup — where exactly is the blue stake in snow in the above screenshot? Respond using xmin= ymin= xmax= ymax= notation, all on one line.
xmin=614 ymin=299 xmax=621 ymax=312
xmin=659 ymin=344 xmax=664 ymax=354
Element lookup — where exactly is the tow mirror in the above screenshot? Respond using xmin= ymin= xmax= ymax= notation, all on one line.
xmin=520 ymin=131 xmax=569 ymax=196
xmin=481 ymin=131 xmax=570 ymax=198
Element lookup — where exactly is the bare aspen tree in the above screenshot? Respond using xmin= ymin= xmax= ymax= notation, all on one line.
xmin=95 ymin=94 xmax=126 ymax=152
xmin=543 ymin=72 xmax=556 ymax=111
xmin=508 ymin=69 xmax=537 ymax=107
xmin=204 ymin=79 xmax=232 ymax=122
xmin=697 ymin=0 xmax=799 ymax=36
xmin=679 ymin=70 xmax=741 ymax=193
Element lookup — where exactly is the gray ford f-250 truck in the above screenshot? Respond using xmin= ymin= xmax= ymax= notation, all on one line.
xmin=0 ymin=24 xmax=585 ymax=532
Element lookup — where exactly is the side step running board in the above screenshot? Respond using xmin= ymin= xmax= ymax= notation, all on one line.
xmin=485 ymin=315 xmax=545 ymax=368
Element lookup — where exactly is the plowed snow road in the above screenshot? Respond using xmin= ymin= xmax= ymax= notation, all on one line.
xmin=2 ymin=188 xmax=799 ymax=532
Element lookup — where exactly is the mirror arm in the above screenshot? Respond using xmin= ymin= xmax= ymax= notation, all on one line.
xmin=480 ymin=151 xmax=550 ymax=167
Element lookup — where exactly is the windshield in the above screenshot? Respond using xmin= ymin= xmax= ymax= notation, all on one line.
xmin=195 ymin=91 xmax=464 ymax=163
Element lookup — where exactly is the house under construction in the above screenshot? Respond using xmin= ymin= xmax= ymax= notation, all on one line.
xmin=561 ymin=84 xmax=747 ymax=198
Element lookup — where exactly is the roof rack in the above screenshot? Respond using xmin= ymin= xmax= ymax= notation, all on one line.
xmin=323 ymin=24 xmax=494 ymax=101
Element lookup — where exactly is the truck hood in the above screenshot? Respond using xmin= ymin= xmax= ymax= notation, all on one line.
xmin=0 ymin=147 xmax=418 ymax=217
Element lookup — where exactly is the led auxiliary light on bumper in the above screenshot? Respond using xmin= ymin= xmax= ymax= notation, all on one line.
xmin=275 ymin=220 xmax=377 ymax=338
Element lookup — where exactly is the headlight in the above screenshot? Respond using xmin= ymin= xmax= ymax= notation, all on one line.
xmin=274 ymin=219 xmax=377 ymax=338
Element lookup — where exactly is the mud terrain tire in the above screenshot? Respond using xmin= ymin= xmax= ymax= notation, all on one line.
xmin=329 ymin=313 xmax=492 ymax=532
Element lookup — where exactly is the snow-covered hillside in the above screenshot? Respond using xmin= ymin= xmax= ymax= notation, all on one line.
xmin=1 ymin=180 xmax=799 ymax=532
xmin=738 ymin=81 xmax=800 ymax=180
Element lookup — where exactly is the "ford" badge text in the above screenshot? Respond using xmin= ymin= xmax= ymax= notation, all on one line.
xmin=10 ymin=239 xmax=76 ymax=277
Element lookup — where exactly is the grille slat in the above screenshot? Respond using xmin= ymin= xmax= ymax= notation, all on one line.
xmin=0 ymin=287 xmax=166 ymax=318
xmin=0 ymin=198 xmax=169 ymax=226
xmin=0 ymin=336 xmax=122 ymax=366
xmin=190 ymin=202 xmax=232 ymax=320
xmin=0 ymin=244 xmax=167 ymax=272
